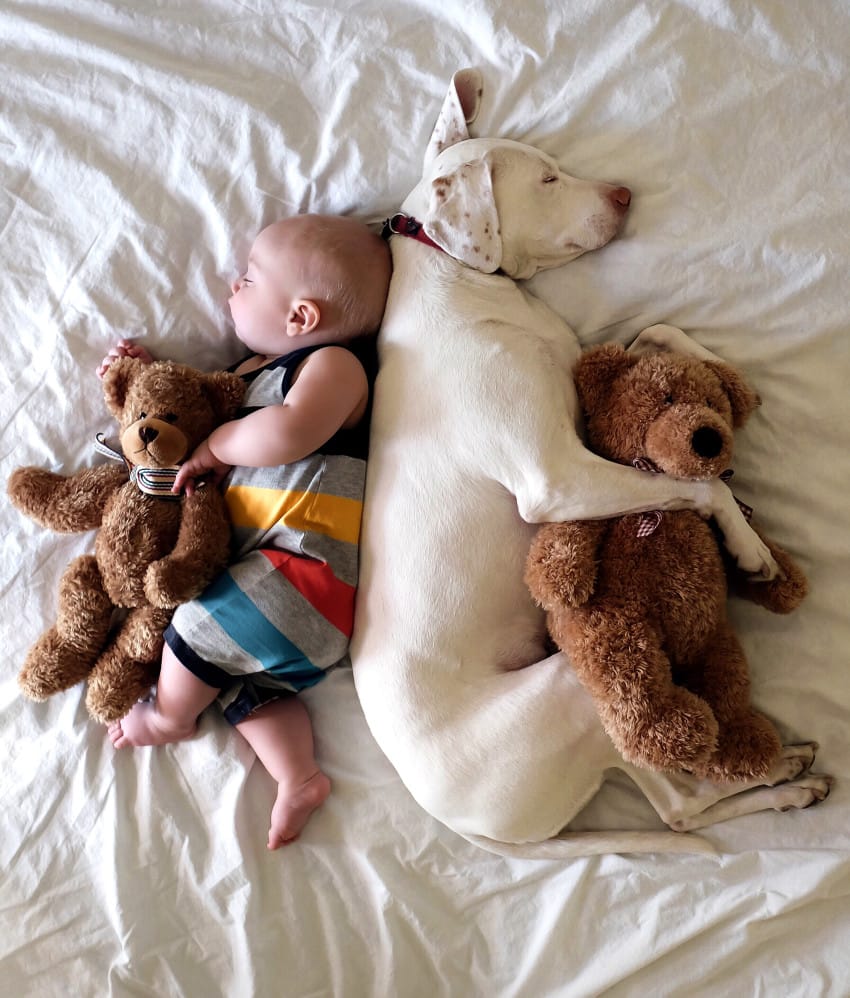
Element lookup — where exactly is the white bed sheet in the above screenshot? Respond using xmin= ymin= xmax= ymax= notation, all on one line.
xmin=2 ymin=2 xmax=849 ymax=995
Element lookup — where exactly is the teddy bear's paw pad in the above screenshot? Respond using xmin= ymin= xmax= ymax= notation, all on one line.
xmin=86 ymin=655 xmax=158 ymax=723
xmin=18 ymin=670 xmax=54 ymax=702
xmin=86 ymin=678 xmax=146 ymax=724
xmin=144 ymin=561 xmax=202 ymax=608
xmin=708 ymin=713 xmax=783 ymax=782
xmin=626 ymin=703 xmax=719 ymax=771
xmin=19 ymin=637 xmax=96 ymax=700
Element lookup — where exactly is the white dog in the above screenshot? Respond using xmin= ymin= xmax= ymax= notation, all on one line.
xmin=351 ymin=69 xmax=830 ymax=857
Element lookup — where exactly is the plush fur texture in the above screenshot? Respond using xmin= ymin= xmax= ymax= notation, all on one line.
xmin=526 ymin=345 xmax=808 ymax=782
xmin=8 ymin=358 xmax=244 ymax=723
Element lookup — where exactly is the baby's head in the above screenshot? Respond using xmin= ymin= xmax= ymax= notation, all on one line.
xmin=229 ymin=214 xmax=391 ymax=356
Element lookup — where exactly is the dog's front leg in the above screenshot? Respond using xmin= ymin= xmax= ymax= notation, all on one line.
xmin=707 ymin=483 xmax=777 ymax=578
xmin=514 ymin=448 xmax=778 ymax=579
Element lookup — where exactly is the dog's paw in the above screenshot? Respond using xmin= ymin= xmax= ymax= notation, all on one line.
xmin=773 ymin=774 xmax=833 ymax=812
xmin=766 ymin=742 xmax=819 ymax=785
xmin=720 ymin=513 xmax=779 ymax=580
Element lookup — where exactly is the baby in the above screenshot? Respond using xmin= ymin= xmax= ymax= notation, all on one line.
xmin=99 ymin=214 xmax=392 ymax=849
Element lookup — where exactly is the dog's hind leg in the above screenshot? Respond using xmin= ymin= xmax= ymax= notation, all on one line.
xmin=625 ymin=743 xmax=832 ymax=832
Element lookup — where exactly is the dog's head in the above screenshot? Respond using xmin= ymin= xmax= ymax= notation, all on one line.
xmin=412 ymin=70 xmax=631 ymax=279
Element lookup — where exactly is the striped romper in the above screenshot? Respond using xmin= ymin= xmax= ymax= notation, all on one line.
xmin=164 ymin=344 xmax=369 ymax=724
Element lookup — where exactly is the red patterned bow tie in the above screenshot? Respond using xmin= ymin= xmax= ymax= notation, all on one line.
xmin=632 ymin=458 xmax=753 ymax=537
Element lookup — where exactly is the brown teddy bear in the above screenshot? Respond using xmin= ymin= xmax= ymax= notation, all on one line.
xmin=525 ymin=344 xmax=808 ymax=782
xmin=8 ymin=358 xmax=244 ymax=723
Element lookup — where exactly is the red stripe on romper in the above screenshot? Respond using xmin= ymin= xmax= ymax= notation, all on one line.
xmin=260 ymin=549 xmax=355 ymax=637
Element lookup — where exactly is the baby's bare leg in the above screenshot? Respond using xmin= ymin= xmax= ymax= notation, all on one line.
xmin=108 ymin=644 xmax=219 ymax=748
xmin=236 ymin=697 xmax=330 ymax=849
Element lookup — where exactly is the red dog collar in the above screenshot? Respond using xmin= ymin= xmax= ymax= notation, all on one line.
xmin=382 ymin=213 xmax=445 ymax=253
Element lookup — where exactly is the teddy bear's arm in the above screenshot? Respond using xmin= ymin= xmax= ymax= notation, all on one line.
xmin=525 ymin=520 xmax=607 ymax=609
xmin=8 ymin=464 xmax=128 ymax=533
xmin=144 ymin=486 xmax=233 ymax=608
xmin=730 ymin=528 xmax=808 ymax=614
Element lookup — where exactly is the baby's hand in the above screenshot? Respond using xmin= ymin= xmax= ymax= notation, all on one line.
xmin=96 ymin=339 xmax=155 ymax=379
xmin=173 ymin=439 xmax=232 ymax=497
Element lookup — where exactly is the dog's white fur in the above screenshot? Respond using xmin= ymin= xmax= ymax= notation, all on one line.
xmin=351 ymin=70 xmax=830 ymax=856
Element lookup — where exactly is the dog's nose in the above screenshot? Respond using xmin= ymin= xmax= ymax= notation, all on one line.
xmin=691 ymin=426 xmax=723 ymax=459
xmin=608 ymin=186 xmax=631 ymax=212
xmin=139 ymin=425 xmax=159 ymax=445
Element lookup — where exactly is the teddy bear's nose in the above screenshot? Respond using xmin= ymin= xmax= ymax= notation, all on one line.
xmin=139 ymin=425 xmax=159 ymax=445
xmin=691 ymin=426 xmax=723 ymax=459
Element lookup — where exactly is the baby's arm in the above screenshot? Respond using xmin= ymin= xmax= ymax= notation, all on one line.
xmin=173 ymin=346 xmax=368 ymax=493
xmin=96 ymin=339 xmax=155 ymax=378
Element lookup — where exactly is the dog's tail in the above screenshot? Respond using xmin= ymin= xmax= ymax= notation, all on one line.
xmin=463 ymin=829 xmax=717 ymax=859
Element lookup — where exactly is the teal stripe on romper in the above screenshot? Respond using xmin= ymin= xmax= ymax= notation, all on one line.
xmin=198 ymin=571 xmax=326 ymax=690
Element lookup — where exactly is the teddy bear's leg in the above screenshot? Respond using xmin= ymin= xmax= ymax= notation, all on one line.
xmin=19 ymin=555 xmax=114 ymax=702
xmin=565 ymin=608 xmax=719 ymax=773
xmin=683 ymin=623 xmax=782 ymax=783
xmin=733 ymin=534 xmax=808 ymax=614
xmin=85 ymin=605 xmax=172 ymax=723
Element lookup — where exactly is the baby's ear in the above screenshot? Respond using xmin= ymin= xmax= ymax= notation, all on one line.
xmin=705 ymin=361 xmax=759 ymax=427
xmin=102 ymin=357 xmax=143 ymax=418
xmin=202 ymin=371 xmax=244 ymax=420
xmin=573 ymin=343 xmax=634 ymax=415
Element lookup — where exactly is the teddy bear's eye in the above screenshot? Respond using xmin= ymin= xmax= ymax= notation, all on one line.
xmin=664 ymin=394 xmax=674 ymax=406
xmin=137 ymin=411 xmax=147 ymax=421
xmin=163 ymin=413 xmax=178 ymax=424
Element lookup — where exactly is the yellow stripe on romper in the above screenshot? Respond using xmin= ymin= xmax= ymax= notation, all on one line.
xmin=226 ymin=485 xmax=362 ymax=546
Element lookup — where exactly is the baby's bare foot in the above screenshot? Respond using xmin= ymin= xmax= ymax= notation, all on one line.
xmin=108 ymin=699 xmax=196 ymax=748
xmin=268 ymin=771 xmax=331 ymax=849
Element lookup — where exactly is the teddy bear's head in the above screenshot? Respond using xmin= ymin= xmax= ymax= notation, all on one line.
xmin=574 ymin=344 xmax=759 ymax=480
xmin=102 ymin=358 xmax=244 ymax=469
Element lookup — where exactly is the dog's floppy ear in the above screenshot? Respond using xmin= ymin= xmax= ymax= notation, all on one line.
xmin=423 ymin=156 xmax=502 ymax=273
xmin=423 ymin=68 xmax=483 ymax=170
xmin=704 ymin=360 xmax=760 ymax=427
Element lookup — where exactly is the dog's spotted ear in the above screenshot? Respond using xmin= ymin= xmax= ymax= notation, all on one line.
xmin=423 ymin=158 xmax=502 ymax=272
xmin=424 ymin=68 xmax=483 ymax=170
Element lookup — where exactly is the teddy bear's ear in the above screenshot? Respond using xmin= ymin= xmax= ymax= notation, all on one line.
xmin=201 ymin=372 xmax=244 ymax=421
xmin=102 ymin=357 xmax=142 ymax=418
xmin=704 ymin=361 xmax=760 ymax=427
xmin=573 ymin=343 xmax=635 ymax=414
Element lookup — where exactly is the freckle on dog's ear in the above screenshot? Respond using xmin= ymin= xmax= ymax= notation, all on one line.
xmin=423 ymin=157 xmax=502 ymax=272
xmin=423 ymin=68 xmax=483 ymax=170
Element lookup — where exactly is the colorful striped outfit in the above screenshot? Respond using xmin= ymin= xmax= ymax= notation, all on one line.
xmin=164 ymin=344 xmax=369 ymax=724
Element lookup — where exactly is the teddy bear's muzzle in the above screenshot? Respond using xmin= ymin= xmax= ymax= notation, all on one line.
xmin=121 ymin=418 xmax=189 ymax=468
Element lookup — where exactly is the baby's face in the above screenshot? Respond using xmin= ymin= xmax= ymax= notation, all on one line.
xmin=228 ymin=227 xmax=296 ymax=355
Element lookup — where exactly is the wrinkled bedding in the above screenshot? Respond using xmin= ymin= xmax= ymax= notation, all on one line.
xmin=2 ymin=2 xmax=849 ymax=995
